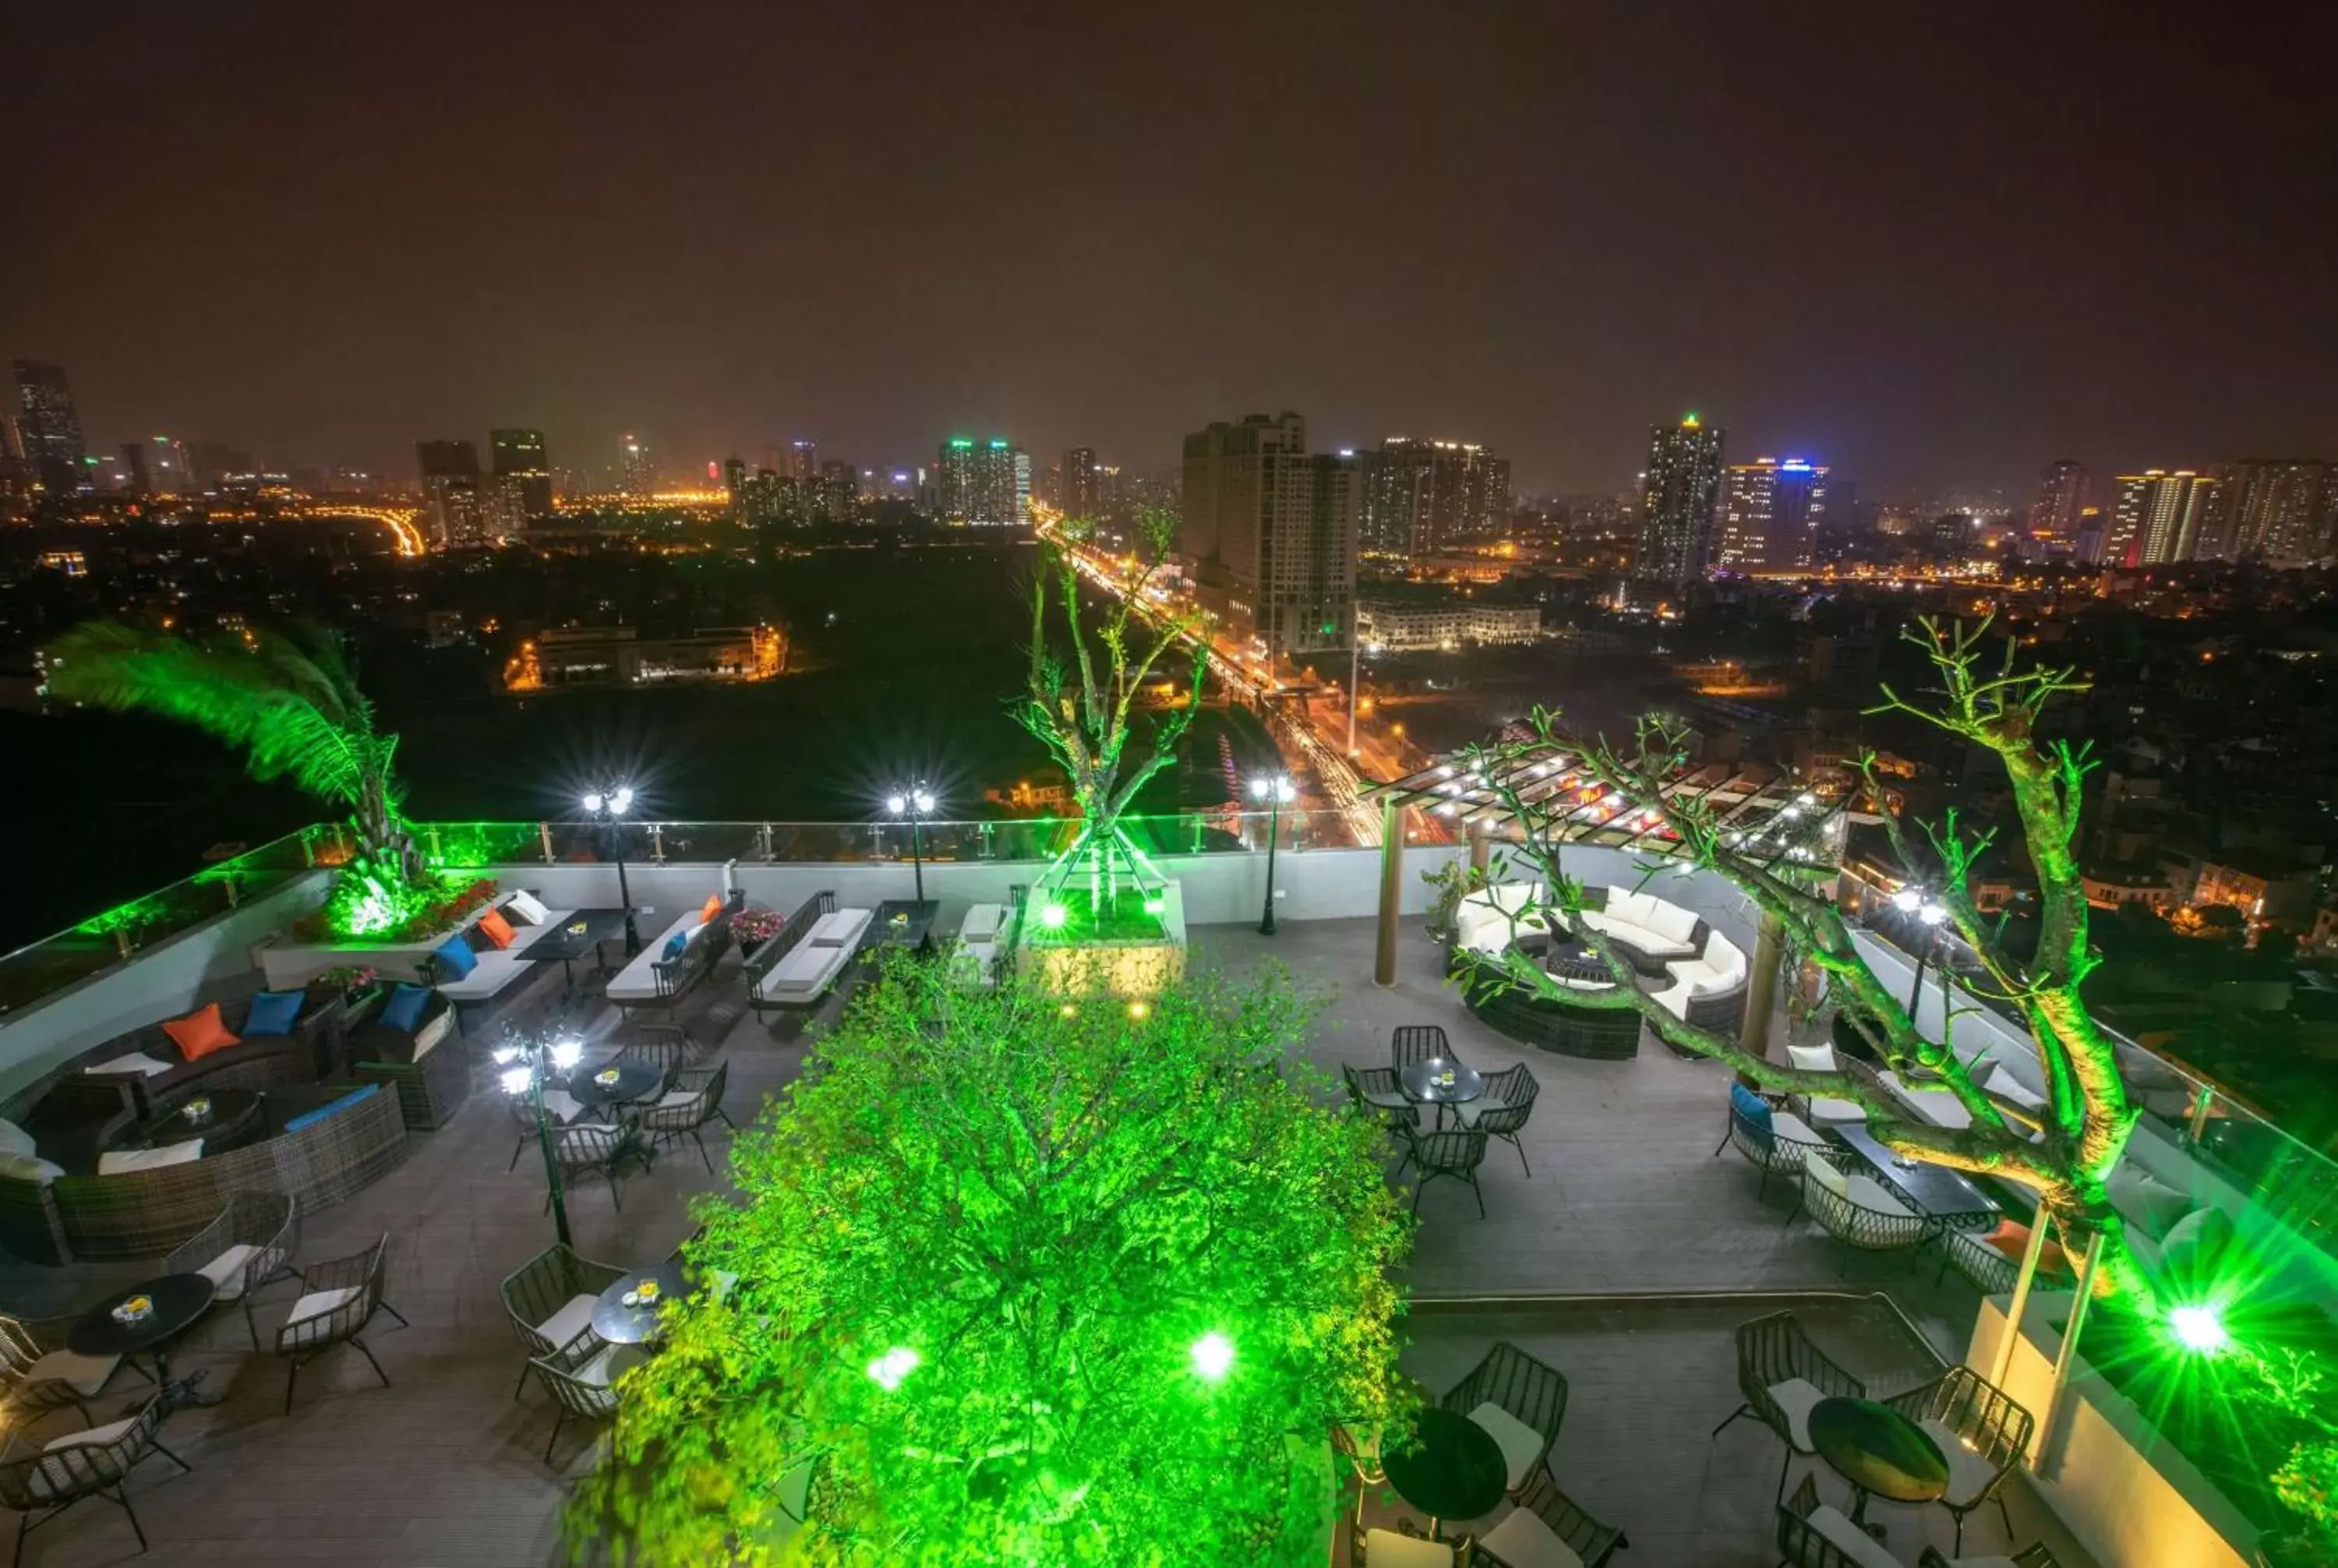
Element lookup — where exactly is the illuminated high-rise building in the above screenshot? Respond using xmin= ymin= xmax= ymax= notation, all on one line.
xmin=1061 ymin=447 xmax=1102 ymax=520
xmin=9 ymin=360 xmax=87 ymax=493
xmin=417 ymin=439 xmax=487 ymax=546
xmin=818 ymin=459 xmax=859 ymax=520
xmin=1636 ymin=414 xmax=1725 ymax=586
xmin=2107 ymin=469 xmax=2220 ymax=567
xmin=2026 ymin=459 xmax=2089 ymax=551
xmin=934 ymin=436 xmax=1026 ymax=526
xmin=1716 ymin=457 xmax=1828 ymax=573
xmin=788 ymin=440 xmax=819 ymax=481
xmin=490 ymin=427 xmax=553 ymax=518
xmin=147 ymin=436 xmax=192 ymax=493
xmin=1360 ymin=438 xmax=1511 ymax=562
xmin=119 ymin=442 xmax=152 ymax=494
xmin=1181 ymin=412 xmax=1354 ymax=657
xmin=2208 ymin=459 xmax=2338 ymax=565
xmin=619 ymin=433 xmax=653 ymax=495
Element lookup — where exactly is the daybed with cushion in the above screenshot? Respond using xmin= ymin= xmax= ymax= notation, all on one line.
xmin=951 ymin=902 xmax=1010 ymax=989
xmin=747 ymin=892 xmax=878 ymax=1017
xmin=344 ymin=984 xmax=471 ymax=1129
xmin=429 ymin=888 xmax=580 ymax=1024
xmin=1650 ymin=925 xmax=1750 ymax=1033
xmin=607 ymin=891 xmax=740 ymax=1035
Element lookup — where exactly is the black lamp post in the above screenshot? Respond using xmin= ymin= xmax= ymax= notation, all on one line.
xmin=496 ymin=1029 xmax=584 ymax=1248
xmin=584 ymin=784 xmax=639 ymax=956
xmin=1249 ymin=773 xmax=1294 ymax=936
xmin=1892 ymin=886 xmax=1949 ymax=1015
xmin=885 ymin=785 xmax=938 ymax=905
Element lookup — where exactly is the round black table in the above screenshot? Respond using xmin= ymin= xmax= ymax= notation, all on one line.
xmin=567 ymin=1062 xmax=662 ymax=1111
xmin=591 ymin=1262 xmax=698 ymax=1344
xmin=1808 ymin=1395 xmax=1948 ymax=1527
xmin=68 ymin=1273 xmax=219 ymax=1411
xmin=1382 ymin=1405 xmax=1508 ymax=1538
xmin=1400 ymin=1058 xmax=1485 ymax=1128
xmin=108 ymin=1087 xmax=267 ymax=1154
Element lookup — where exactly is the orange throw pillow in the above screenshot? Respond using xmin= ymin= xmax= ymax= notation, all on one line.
xmin=476 ymin=909 xmax=517 ymax=950
xmin=1980 ymin=1219 xmax=2068 ymax=1276
xmin=701 ymin=893 xmax=723 ymax=926
xmin=162 ymin=1002 xmax=240 ymax=1062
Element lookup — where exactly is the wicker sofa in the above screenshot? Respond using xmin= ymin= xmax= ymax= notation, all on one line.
xmin=344 ymin=988 xmax=471 ymax=1130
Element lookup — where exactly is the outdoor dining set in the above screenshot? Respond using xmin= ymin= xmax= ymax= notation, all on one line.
xmin=1342 ymin=1025 xmax=1545 ymax=1219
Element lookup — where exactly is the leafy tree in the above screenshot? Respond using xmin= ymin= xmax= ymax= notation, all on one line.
xmin=570 ymin=956 xmax=1408 ymax=1565
xmin=48 ymin=620 xmax=422 ymax=886
xmin=1010 ymin=509 xmax=1206 ymax=920
xmin=1461 ymin=619 xmax=2162 ymax=1305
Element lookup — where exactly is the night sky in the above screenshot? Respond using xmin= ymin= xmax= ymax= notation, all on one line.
xmin=5 ymin=4 xmax=2333 ymax=497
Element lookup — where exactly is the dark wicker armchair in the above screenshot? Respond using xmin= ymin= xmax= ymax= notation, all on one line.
xmin=1887 ymin=1365 xmax=2035 ymax=1552
xmin=0 ymin=1314 xmax=125 ymax=1430
xmin=1342 ymin=1063 xmax=1419 ymax=1132
xmin=1922 ymin=1545 xmax=2057 ymax=1568
xmin=1476 ymin=1459 xmax=1625 ymax=1568
xmin=161 ymin=1188 xmax=298 ymax=1350
xmin=1390 ymin=1024 xmax=1456 ymax=1071
xmin=345 ymin=989 xmax=471 ymax=1129
xmin=530 ymin=1326 xmax=646 ymax=1466
xmin=1777 ymin=1472 xmax=1881 ymax=1568
xmin=500 ymin=1242 xmax=627 ymax=1401
xmin=271 ymin=1232 xmax=404 ymax=1414
xmin=0 ymin=1396 xmax=189 ymax=1563
xmin=1400 ymin=1125 xmax=1490 ymax=1218
xmin=637 ymin=1062 xmax=735 ymax=1174
xmin=1438 ymin=1339 xmax=1568 ymax=1497
xmin=1712 ymin=1310 xmax=1864 ymax=1500
xmin=1459 ymin=1062 xmax=1540 ymax=1175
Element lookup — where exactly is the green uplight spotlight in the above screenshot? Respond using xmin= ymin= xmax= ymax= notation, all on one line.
xmin=867 ymin=1346 xmax=921 ymax=1390
xmin=1190 ymin=1330 xmax=1234 ymax=1383
xmin=1143 ymin=896 xmax=1165 ymax=916
xmin=1040 ymin=903 xmax=1068 ymax=929
xmin=2168 ymin=1304 xmax=2230 ymax=1354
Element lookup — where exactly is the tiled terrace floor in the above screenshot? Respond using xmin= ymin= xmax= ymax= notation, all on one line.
xmin=0 ymin=917 xmax=2093 ymax=1566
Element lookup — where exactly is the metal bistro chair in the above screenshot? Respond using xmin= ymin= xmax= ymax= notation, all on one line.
xmin=1390 ymin=1024 xmax=1456 ymax=1072
xmin=1798 ymin=1148 xmax=1931 ymax=1274
xmin=1439 ymin=1339 xmax=1569 ymax=1499
xmin=1713 ymin=1084 xmax=1827 ymax=1201
xmin=637 ymin=1061 xmax=737 ymax=1175
xmin=530 ymin=1326 xmax=648 ymax=1467
xmin=1887 ymin=1365 xmax=2036 ymax=1552
xmin=611 ymin=1037 xmax=692 ymax=1096
xmin=1778 ymin=1473 xmax=1893 ymax=1568
xmin=0 ymin=1315 xmax=127 ymax=1431
xmin=1476 ymin=1459 xmax=1626 ymax=1568
xmin=0 ymin=1396 xmax=189 ymax=1566
xmin=1400 ymin=1125 xmax=1490 ymax=1218
xmin=1457 ymin=1061 xmax=1540 ymax=1175
xmin=1921 ymin=1546 xmax=2058 ymax=1568
xmin=507 ymin=1080 xmax=588 ymax=1172
xmin=546 ymin=1119 xmax=641 ymax=1211
xmin=162 ymin=1188 xmax=299 ymax=1351
xmin=1341 ymin=1063 xmax=1420 ymax=1133
xmin=273 ymin=1233 xmax=404 ymax=1414
xmin=1713 ymin=1310 xmax=1864 ymax=1501
xmin=500 ymin=1242 xmax=627 ymax=1401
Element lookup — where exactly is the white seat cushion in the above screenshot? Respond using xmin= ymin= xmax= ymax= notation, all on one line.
xmin=1701 ymin=937 xmax=1747 ymax=987
xmin=1771 ymin=1111 xmax=1821 ymax=1146
xmin=26 ymin=1348 xmax=118 ymax=1397
xmin=606 ymin=910 xmax=707 ymax=1000
xmin=1808 ymin=1503 xmax=1904 ymax=1568
xmin=1899 ymin=1086 xmax=1974 ymax=1130
xmin=808 ymin=908 xmax=874 ymax=948
xmin=540 ymin=1089 xmax=584 ymax=1124
xmin=199 ymin=1242 xmax=261 ymax=1298
xmin=960 ymin=903 xmax=1005 ymax=941
xmin=97 ymin=1138 xmax=204 ymax=1175
xmin=1807 ymin=1095 xmax=1865 ymax=1125
xmin=84 ymin=1051 xmax=175 ymax=1079
xmin=0 ymin=1118 xmax=35 ymax=1159
xmin=535 ymin=1291 xmax=599 ymax=1351
xmin=1467 ymin=1399 xmax=1546 ymax=1491
xmin=0 ymin=1152 xmax=66 ymax=1184
xmin=655 ymin=1087 xmax=698 ymax=1110
xmin=1849 ymin=1174 xmax=1915 ymax=1217
xmin=756 ymin=943 xmax=850 ymax=998
xmin=1918 ymin=1418 xmax=2004 ymax=1507
xmin=1478 ymin=1506 xmax=1585 ymax=1568
xmin=1643 ymin=898 xmax=1701 ymax=946
xmin=576 ymin=1342 xmax=647 ymax=1389
xmin=1765 ymin=1376 xmax=1826 ymax=1450
xmin=1786 ymin=1042 xmax=1837 ymax=1075
xmin=287 ymin=1284 xmax=360 ymax=1326
xmin=1602 ymin=888 xmax=1656 ymax=927
xmin=1985 ymin=1063 xmax=2048 ymax=1113
xmin=44 ymin=1414 xmax=138 ymax=1453
xmin=506 ymin=889 xmax=550 ymax=925
xmin=1362 ymin=1529 xmax=1460 ymax=1567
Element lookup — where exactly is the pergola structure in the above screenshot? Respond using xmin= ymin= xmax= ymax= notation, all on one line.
xmin=1358 ymin=745 xmax=1852 ymax=1051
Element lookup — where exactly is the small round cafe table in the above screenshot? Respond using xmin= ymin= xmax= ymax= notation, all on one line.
xmin=69 ymin=1272 xmax=219 ymax=1411
xmin=1381 ymin=1406 xmax=1508 ymax=1539
xmin=1808 ymin=1395 xmax=1948 ymax=1527
xmin=592 ymin=1261 xmax=697 ymax=1344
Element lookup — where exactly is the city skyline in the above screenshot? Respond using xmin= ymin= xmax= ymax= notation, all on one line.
xmin=5 ymin=6 xmax=2333 ymax=496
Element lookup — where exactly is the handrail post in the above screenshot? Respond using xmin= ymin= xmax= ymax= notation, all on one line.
xmin=649 ymin=823 xmax=666 ymax=864
xmin=2184 ymin=1082 xmax=2215 ymax=1145
xmin=759 ymin=822 xmax=775 ymax=862
xmin=539 ymin=821 xmax=555 ymax=864
xmin=2033 ymin=1231 xmax=2103 ymax=1474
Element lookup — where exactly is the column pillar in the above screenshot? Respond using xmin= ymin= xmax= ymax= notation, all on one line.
xmin=1468 ymin=822 xmax=1492 ymax=876
xmin=1375 ymin=795 xmax=1404 ymax=987
xmin=1740 ymin=906 xmax=1788 ymax=1059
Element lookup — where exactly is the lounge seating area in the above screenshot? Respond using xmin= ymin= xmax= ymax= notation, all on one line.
xmin=1451 ymin=880 xmax=1752 ymax=1041
xmin=745 ymin=892 xmax=876 ymax=1016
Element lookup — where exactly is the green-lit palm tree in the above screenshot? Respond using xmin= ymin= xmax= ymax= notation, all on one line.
xmin=46 ymin=620 xmax=422 ymax=885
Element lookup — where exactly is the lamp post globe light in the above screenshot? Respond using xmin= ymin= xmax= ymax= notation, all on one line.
xmin=583 ymin=784 xmax=640 ymax=956
xmin=1248 ymin=773 xmax=1294 ymax=937
xmin=884 ymin=784 xmax=938 ymax=906
xmin=496 ymin=1027 xmax=585 ymax=1248
xmin=1892 ymin=884 xmax=1951 ymax=1014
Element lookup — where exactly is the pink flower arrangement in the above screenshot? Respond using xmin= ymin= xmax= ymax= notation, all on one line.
xmin=733 ymin=906 xmax=785 ymax=945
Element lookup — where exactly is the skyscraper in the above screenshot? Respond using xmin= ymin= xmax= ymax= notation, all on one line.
xmin=1716 ymin=457 xmax=1828 ymax=573
xmin=620 ymin=433 xmax=653 ymax=495
xmin=2208 ymin=459 xmax=2338 ymax=564
xmin=490 ymin=427 xmax=553 ymax=518
xmin=1358 ymin=438 xmax=1513 ymax=563
xmin=1180 ymin=412 xmax=1354 ymax=657
xmin=788 ymin=440 xmax=819 ymax=482
xmin=1061 ymin=447 xmax=1101 ymax=520
xmin=2108 ymin=469 xmax=2220 ymax=567
xmin=934 ymin=437 xmax=1026 ymax=526
xmin=9 ymin=360 xmax=87 ymax=492
xmin=1636 ymin=415 xmax=1726 ymax=586
xmin=818 ymin=460 xmax=860 ymax=521
xmin=2026 ymin=460 xmax=2089 ymax=551
xmin=119 ymin=442 xmax=151 ymax=494
xmin=417 ymin=439 xmax=486 ymax=546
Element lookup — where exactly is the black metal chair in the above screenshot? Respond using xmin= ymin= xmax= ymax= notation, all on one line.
xmin=637 ymin=1061 xmax=736 ymax=1174
xmin=1712 ymin=1310 xmax=1864 ymax=1501
xmin=0 ymin=1396 xmax=189 ymax=1566
xmin=1921 ymin=1545 xmax=2058 ymax=1568
xmin=1458 ymin=1062 xmax=1539 ymax=1174
xmin=1390 ymin=1024 xmax=1456 ymax=1071
xmin=1798 ymin=1149 xmax=1930 ymax=1273
xmin=499 ymin=1241 xmax=626 ymax=1401
xmin=1887 ymin=1365 xmax=2035 ymax=1552
xmin=610 ymin=1037 xmax=690 ymax=1096
xmin=1341 ymin=1063 xmax=1419 ymax=1132
xmin=1400 ymin=1125 xmax=1489 ymax=1218
xmin=1777 ymin=1472 xmax=1879 ymax=1568
xmin=530 ymin=1326 xmax=646 ymax=1467
xmin=507 ymin=1081 xmax=588 ymax=1171
xmin=1438 ymin=1339 xmax=1568 ymax=1498
xmin=1713 ymin=1090 xmax=1826 ymax=1200
xmin=0 ymin=1315 xmax=127 ymax=1431
xmin=272 ymin=1233 xmax=404 ymax=1414
xmin=547 ymin=1119 xmax=641 ymax=1211
xmin=1475 ymin=1458 xmax=1625 ymax=1567
xmin=162 ymin=1188 xmax=299 ymax=1351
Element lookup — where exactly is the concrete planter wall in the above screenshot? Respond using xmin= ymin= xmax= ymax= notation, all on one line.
xmin=1014 ymin=881 xmax=1189 ymax=998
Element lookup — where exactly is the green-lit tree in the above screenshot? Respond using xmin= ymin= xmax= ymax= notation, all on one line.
xmin=1011 ymin=507 xmax=1207 ymax=927
xmin=48 ymin=620 xmax=427 ymax=916
xmin=568 ymin=957 xmax=1409 ymax=1566
xmin=1462 ymin=619 xmax=2163 ymax=1304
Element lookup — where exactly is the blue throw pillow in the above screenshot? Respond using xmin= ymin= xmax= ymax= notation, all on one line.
xmin=379 ymin=982 xmax=431 ymax=1034
xmin=242 ymin=989 xmax=305 ymax=1037
xmin=282 ymin=1083 xmax=380 ymax=1135
xmin=1730 ymin=1082 xmax=1774 ymax=1132
xmin=662 ymin=930 xmax=691 ymax=962
xmin=433 ymin=934 xmax=478 ymax=980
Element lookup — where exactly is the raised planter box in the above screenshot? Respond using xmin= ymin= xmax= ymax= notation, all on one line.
xmin=259 ymin=935 xmax=447 ymax=992
xmin=1013 ymin=881 xmax=1188 ymax=998
xmin=1966 ymin=1291 xmax=2259 ymax=1568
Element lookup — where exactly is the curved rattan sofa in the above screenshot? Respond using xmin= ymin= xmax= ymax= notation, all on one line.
xmin=1453 ymin=882 xmax=1751 ymax=1040
xmin=1448 ymin=941 xmax=1644 ymax=1060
